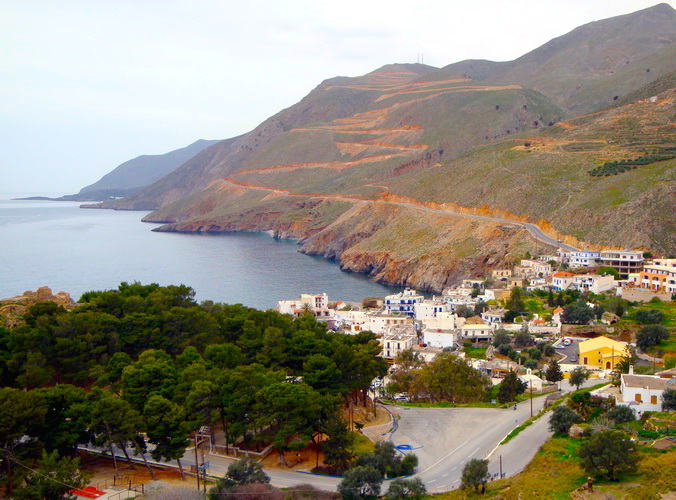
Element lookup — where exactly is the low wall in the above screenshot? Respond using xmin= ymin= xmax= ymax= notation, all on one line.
xmin=213 ymin=441 xmax=275 ymax=459
xmin=620 ymin=288 xmax=671 ymax=302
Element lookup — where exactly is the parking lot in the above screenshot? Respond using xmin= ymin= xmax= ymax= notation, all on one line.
xmin=554 ymin=337 xmax=589 ymax=364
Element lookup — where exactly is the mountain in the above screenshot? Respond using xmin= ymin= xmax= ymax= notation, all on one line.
xmin=88 ymin=4 xmax=676 ymax=292
xmin=77 ymin=139 xmax=221 ymax=199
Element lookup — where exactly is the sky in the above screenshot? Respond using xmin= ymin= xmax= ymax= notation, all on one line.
xmin=1 ymin=0 xmax=671 ymax=194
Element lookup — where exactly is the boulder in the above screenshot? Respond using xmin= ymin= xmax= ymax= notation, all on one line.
xmin=569 ymin=424 xmax=585 ymax=438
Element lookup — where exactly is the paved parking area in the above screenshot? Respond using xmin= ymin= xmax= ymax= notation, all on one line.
xmin=554 ymin=337 xmax=589 ymax=363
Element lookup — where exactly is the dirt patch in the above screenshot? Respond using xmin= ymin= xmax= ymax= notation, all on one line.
xmin=79 ymin=452 xmax=199 ymax=489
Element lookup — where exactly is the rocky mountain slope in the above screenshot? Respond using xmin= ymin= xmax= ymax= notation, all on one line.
xmin=89 ymin=4 xmax=676 ymax=291
xmin=76 ymin=138 xmax=221 ymax=200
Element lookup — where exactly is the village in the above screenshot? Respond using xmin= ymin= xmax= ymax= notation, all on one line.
xmin=277 ymin=250 xmax=676 ymax=413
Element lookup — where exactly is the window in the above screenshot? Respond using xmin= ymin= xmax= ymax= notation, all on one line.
xmin=651 ymin=395 xmax=657 ymax=405
xmin=635 ymin=394 xmax=642 ymax=403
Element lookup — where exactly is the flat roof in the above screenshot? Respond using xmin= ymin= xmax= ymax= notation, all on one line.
xmin=622 ymin=374 xmax=671 ymax=390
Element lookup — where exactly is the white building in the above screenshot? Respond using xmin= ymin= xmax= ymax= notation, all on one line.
xmin=638 ymin=258 xmax=676 ymax=294
xmin=599 ymin=250 xmax=644 ymax=279
xmin=516 ymin=259 xmax=552 ymax=278
xmin=619 ymin=372 xmax=674 ymax=412
xmin=384 ymin=288 xmax=424 ymax=317
xmin=365 ymin=314 xmax=412 ymax=335
xmin=572 ymin=274 xmax=616 ymax=293
xmin=568 ymin=250 xmax=601 ymax=268
xmin=414 ymin=299 xmax=451 ymax=322
xmin=336 ymin=310 xmax=369 ymax=334
xmin=380 ymin=333 xmax=417 ymax=360
xmin=461 ymin=324 xmax=494 ymax=342
xmin=420 ymin=311 xmax=465 ymax=331
xmin=277 ymin=293 xmax=334 ymax=321
xmin=481 ymin=308 xmax=506 ymax=328
xmin=518 ymin=369 xmax=543 ymax=392
xmin=551 ymin=272 xmax=576 ymax=291
xmin=422 ymin=328 xmax=458 ymax=349
xmin=550 ymin=273 xmax=616 ymax=293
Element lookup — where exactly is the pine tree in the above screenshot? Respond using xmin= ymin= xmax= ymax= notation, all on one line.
xmin=545 ymin=359 xmax=563 ymax=385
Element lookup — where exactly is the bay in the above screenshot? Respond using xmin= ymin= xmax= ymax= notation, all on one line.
xmin=0 ymin=197 xmax=399 ymax=309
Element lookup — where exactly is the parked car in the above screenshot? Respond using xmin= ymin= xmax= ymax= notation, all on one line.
xmin=570 ymin=357 xmax=578 ymax=363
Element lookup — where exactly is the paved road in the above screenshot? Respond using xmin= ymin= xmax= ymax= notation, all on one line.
xmin=221 ymin=178 xmax=581 ymax=252
xmin=83 ymin=379 xmax=605 ymax=494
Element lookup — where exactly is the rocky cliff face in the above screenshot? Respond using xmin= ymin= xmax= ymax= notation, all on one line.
xmin=153 ymin=186 xmax=539 ymax=292
xmin=0 ymin=287 xmax=77 ymax=328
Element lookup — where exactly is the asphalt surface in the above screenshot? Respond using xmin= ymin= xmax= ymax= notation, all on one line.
xmin=86 ymin=378 xmax=605 ymax=494
xmin=555 ymin=337 xmax=586 ymax=363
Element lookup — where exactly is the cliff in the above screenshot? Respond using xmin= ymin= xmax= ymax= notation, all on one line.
xmin=0 ymin=287 xmax=77 ymax=328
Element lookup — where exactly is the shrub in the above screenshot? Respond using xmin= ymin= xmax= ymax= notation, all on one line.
xmin=338 ymin=466 xmax=383 ymax=499
xmin=607 ymin=405 xmax=635 ymax=424
xmin=663 ymin=388 xmax=676 ymax=411
xmin=635 ymin=309 xmax=664 ymax=324
xmin=636 ymin=325 xmax=669 ymax=351
xmin=579 ymin=430 xmax=640 ymax=480
xmin=461 ymin=458 xmax=490 ymax=493
xmin=549 ymin=406 xmax=581 ymax=434
xmin=386 ymin=478 xmax=426 ymax=499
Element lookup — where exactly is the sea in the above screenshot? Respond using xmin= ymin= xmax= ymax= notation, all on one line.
xmin=0 ymin=195 xmax=400 ymax=309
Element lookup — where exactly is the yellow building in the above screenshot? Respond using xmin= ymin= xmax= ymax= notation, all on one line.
xmin=578 ymin=336 xmax=629 ymax=370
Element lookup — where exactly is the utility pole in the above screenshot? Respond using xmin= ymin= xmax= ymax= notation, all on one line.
xmin=194 ymin=433 xmax=200 ymax=492
xmin=499 ymin=455 xmax=503 ymax=479
xmin=530 ymin=380 xmax=533 ymax=417
xmin=201 ymin=439 xmax=207 ymax=494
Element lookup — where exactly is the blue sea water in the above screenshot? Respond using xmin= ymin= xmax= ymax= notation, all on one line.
xmin=0 ymin=197 xmax=399 ymax=309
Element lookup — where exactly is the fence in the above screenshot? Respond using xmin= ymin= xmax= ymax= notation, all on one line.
xmin=212 ymin=440 xmax=275 ymax=459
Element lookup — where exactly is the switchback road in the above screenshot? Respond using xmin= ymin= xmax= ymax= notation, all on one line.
xmin=220 ymin=178 xmax=580 ymax=252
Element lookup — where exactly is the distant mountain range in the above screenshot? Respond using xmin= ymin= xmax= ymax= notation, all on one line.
xmin=17 ymin=139 xmax=220 ymax=202
xmin=86 ymin=3 xmax=675 ymax=291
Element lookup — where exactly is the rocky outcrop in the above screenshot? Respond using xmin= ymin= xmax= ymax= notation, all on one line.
xmin=0 ymin=287 xmax=76 ymax=328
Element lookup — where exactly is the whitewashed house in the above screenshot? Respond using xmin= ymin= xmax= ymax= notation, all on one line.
xmin=518 ymin=368 xmax=543 ymax=392
xmin=420 ymin=311 xmax=465 ymax=331
xmin=569 ymin=250 xmax=601 ymax=268
xmin=481 ymin=308 xmax=506 ymax=328
xmin=384 ymin=288 xmax=424 ymax=317
xmin=619 ymin=371 xmax=674 ymax=412
xmin=277 ymin=293 xmax=334 ymax=321
xmin=380 ymin=333 xmax=417 ymax=360
xmin=461 ymin=324 xmax=494 ymax=342
xmin=422 ymin=328 xmax=458 ymax=349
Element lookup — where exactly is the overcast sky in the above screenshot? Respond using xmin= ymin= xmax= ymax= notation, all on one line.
xmin=1 ymin=0 xmax=671 ymax=194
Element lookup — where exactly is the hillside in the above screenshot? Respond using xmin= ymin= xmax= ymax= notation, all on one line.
xmin=88 ymin=4 xmax=676 ymax=291
xmin=425 ymin=3 xmax=676 ymax=114
xmin=77 ymin=138 xmax=221 ymax=199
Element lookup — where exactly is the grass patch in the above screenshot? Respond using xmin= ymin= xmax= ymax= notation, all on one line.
xmin=351 ymin=432 xmax=375 ymax=456
xmin=430 ymin=435 xmax=676 ymax=499
xmin=462 ymin=346 xmax=488 ymax=360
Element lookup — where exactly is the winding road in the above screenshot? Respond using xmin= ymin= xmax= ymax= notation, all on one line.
xmin=221 ymin=178 xmax=580 ymax=252
xmin=85 ymin=379 xmax=604 ymax=494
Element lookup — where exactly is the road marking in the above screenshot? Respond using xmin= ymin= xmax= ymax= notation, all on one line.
xmin=468 ymin=447 xmax=480 ymax=458
xmin=442 ymin=473 xmax=448 ymax=477
xmin=417 ymin=440 xmax=469 ymax=474
xmin=429 ymin=479 xmax=437 ymax=483
xmin=453 ymin=479 xmax=459 ymax=483
xmin=450 ymin=467 xmax=457 ymax=471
